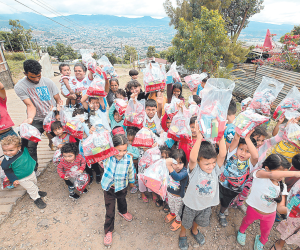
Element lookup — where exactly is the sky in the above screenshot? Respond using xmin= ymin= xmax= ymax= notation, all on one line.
xmin=0 ymin=0 xmax=300 ymax=25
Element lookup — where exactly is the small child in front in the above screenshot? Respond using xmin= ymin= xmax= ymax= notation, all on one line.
xmin=57 ymin=143 xmax=87 ymax=200
xmin=0 ymin=135 xmax=47 ymax=209
xmin=178 ymin=122 xmax=226 ymax=250
xmin=101 ymin=134 xmax=135 ymax=246
xmin=51 ymin=121 xmax=77 ymax=149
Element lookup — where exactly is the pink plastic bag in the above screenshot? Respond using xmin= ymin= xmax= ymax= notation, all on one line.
xmin=249 ymin=76 xmax=284 ymax=116
xmin=20 ymin=123 xmax=41 ymax=143
xmin=139 ymin=159 xmax=169 ymax=200
xmin=64 ymin=118 xmax=84 ymax=140
xmin=138 ymin=146 xmax=161 ymax=170
xmin=115 ymin=99 xmax=128 ymax=116
xmin=1 ymin=170 xmax=11 ymax=189
xmin=132 ymin=128 xmax=155 ymax=148
xmin=184 ymin=73 xmax=207 ymax=91
xmin=66 ymin=171 xmax=90 ymax=194
xmin=43 ymin=110 xmax=56 ymax=133
xmin=284 ymin=123 xmax=300 ymax=149
xmin=86 ymin=75 xmax=107 ymax=97
xmin=164 ymin=96 xmax=181 ymax=119
xmin=124 ymin=99 xmax=145 ymax=129
xmin=233 ymin=110 xmax=270 ymax=137
xmin=143 ymin=63 xmax=166 ymax=93
xmin=83 ymin=130 xmax=119 ymax=165
xmin=167 ymin=111 xmax=192 ymax=143
xmin=273 ymin=86 xmax=300 ymax=120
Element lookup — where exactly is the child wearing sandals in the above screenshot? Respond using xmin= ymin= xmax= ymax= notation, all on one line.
xmin=178 ymin=122 xmax=226 ymax=250
xmin=164 ymin=149 xmax=188 ymax=232
xmin=236 ymin=154 xmax=300 ymax=250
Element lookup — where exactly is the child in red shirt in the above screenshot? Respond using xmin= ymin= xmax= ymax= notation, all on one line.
xmin=57 ymin=143 xmax=87 ymax=199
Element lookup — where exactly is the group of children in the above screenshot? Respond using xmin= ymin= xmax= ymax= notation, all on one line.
xmin=1 ymin=63 xmax=300 ymax=250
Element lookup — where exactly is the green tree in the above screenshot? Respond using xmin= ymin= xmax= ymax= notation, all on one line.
xmin=46 ymin=43 xmax=78 ymax=61
xmin=171 ymin=7 xmax=248 ymax=72
xmin=146 ymin=46 xmax=159 ymax=58
xmin=280 ymin=25 xmax=300 ymax=44
xmin=0 ymin=20 xmax=32 ymax=51
xmin=159 ymin=47 xmax=176 ymax=62
xmin=124 ymin=46 xmax=137 ymax=64
xmin=105 ymin=53 xmax=121 ymax=65
xmin=222 ymin=0 xmax=264 ymax=40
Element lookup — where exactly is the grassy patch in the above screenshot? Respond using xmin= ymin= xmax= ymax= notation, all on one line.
xmin=7 ymin=60 xmax=24 ymax=84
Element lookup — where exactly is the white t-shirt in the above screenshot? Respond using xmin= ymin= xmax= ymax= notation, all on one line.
xmin=246 ymin=169 xmax=288 ymax=214
xmin=183 ymin=164 xmax=222 ymax=211
xmin=143 ymin=113 xmax=162 ymax=134
xmin=71 ymin=76 xmax=92 ymax=96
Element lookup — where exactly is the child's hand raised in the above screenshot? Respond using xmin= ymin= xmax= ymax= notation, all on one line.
xmin=156 ymin=91 xmax=164 ymax=105
xmin=245 ymin=129 xmax=254 ymax=139
xmin=89 ymin=126 xmax=96 ymax=134
xmin=195 ymin=121 xmax=203 ymax=140
xmin=130 ymin=92 xmax=138 ymax=101
xmin=287 ymin=117 xmax=297 ymax=125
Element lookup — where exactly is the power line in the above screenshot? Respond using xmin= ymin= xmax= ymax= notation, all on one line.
xmin=12 ymin=0 xmax=74 ymax=31
xmin=0 ymin=0 xmax=22 ymax=13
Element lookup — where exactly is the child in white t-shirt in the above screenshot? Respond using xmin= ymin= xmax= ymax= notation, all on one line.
xmin=237 ymin=154 xmax=300 ymax=249
xmin=59 ymin=64 xmax=76 ymax=106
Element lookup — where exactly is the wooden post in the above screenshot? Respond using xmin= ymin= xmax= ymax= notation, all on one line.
xmin=20 ymin=43 xmax=27 ymax=59
xmin=5 ymin=33 xmax=13 ymax=52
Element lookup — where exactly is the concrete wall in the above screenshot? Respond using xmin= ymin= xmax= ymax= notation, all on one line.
xmin=39 ymin=53 xmax=54 ymax=78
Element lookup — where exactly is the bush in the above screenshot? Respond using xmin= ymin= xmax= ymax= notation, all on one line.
xmin=4 ymin=52 xmax=26 ymax=61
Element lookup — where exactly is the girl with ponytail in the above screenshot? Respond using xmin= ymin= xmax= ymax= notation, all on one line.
xmin=236 ymin=154 xmax=300 ymax=250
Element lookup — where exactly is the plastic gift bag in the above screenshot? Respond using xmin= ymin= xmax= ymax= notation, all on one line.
xmin=241 ymin=97 xmax=252 ymax=112
xmin=132 ymin=127 xmax=155 ymax=148
xmin=168 ymin=111 xmax=192 ymax=143
xmin=273 ymin=86 xmax=300 ymax=120
xmin=200 ymin=78 xmax=235 ymax=99
xmin=90 ymin=111 xmax=111 ymax=132
xmin=233 ymin=110 xmax=270 ymax=137
xmin=143 ymin=63 xmax=166 ymax=93
xmin=139 ymin=159 xmax=169 ymax=200
xmin=64 ymin=117 xmax=84 ymax=140
xmin=197 ymin=89 xmax=232 ymax=143
xmin=187 ymin=104 xmax=199 ymax=118
xmin=184 ymin=73 xmax=208 ymax=91
xmin=59 ymin=106 xmax=74 ymax=127
xmin=83 ymin=129 xmax=119 ymax=165
xmin=53 ymin=149 xmax=61 ymax=164
xmin=0 ymin=170 xmax=11 ymax=190
xmin=284 ymin=123 xmax=300 ymax=149
xmin=82 ymin=52 xmax=97 ymax=73
xmin=86 ymin=75 xmax=107 ymax=97
xmin=20 ymin=123 xmax=41 ymax=143
xmin=43 ymin=110 xmax=56 ymax=133
xmin=98 ymin=55 xmax=118 ymax=78
xmin=124 ymin=99 xmax=145 ymax=129
xmin=138 ymin=146 xmax=161 ymax=170
xmin=249 ymin=76 xmax=284 ymax=116
xmin=164 ymin=96 xmax=181 ymax=119
xmin=286 ymin=179 xmax=300 ymax=218
xmin=66 ymin=171 xmax=90 ymax=194
xmin=115 ymin=98 xmax=128 ymax=116
xmin=52 ymin=136 xmax=63 ymax=147
xmin=166 ymin=62 xmax=181 ymax=85
xmin=285 ymin=110 xmax=300 ymax=120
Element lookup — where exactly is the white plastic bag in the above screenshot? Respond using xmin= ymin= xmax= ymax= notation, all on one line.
xmin=81 ymin=50 xmax=97 ymax=73
xmin=43 ymin=110 xmax=56 ymax=133
xmin=138 ymin=146 xmax=161 ymax=170
xmin=124 ymin=99 xmax=145 ymax=129
xmin=167 ymin=111 xmax=192 ymax=143
xmin=97 ymin=55 xmax=118 ymax=78
xmin=184 ymin=73 xmax=207 ymax=91
xmin=86 ymin=75 xmax=106 ymax=97
xmin=19 ymin=123 xmax=41 ymax=143
xmin=200 ymin=78 xmax=235 ymax=99
xmin=286 ymin=179 xmax=300 ymax=217
xmin=164 ymin=96 xmax=182 ymax=119
xmin=284 ymin=122 xmax=300 ymax=149
xmin=241 ymin=97 xmax=252 ymax=112
xmin=143 ymin=63 xmax=166 ymax=93
xmin=166 ymin=62 xmax=181 ymax=85
xmin=115 ymin=98 xmax=128 ymax=116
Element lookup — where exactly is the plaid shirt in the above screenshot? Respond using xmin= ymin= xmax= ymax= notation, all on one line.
xmin=57 ymin=154 xmax=86 ymax=179
xmin=101 ymin=154 xmax=135 ymax=192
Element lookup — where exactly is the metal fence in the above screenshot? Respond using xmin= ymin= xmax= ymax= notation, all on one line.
xmin=0 ymin=41 xmax=14 ymax=89
xmin=232 ymin=64 xmax=300 ymax=106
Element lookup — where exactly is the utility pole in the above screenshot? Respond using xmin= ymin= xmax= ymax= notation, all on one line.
xmin=121 ymin=42 xmax=123 ymax=66
xmin=5 ymin=33 xmax=13 ymax=52
xmin=20 ymin=42 xmax=27 ymax=59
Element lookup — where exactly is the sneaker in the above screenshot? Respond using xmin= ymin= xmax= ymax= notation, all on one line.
xmin=191 ymin=229 xmax=205 ymax=245
xmin=119 ymin=212 xmax=133 ymax=222
xmin=104 ymin=231 xmax=112 ymax=246
xmin=35 ymin=170 xmax=41 ymax=177
xmin=254 ymin=235 xmax=264 ymax=250
xmin=82 ymin=188 xmax=88 ymax=194
xmin=38 ymin=191 xmax=47 ymax=197
xmin=218 ymin=212 xmax=228 ymax=227
xmin=224 ymin=208 xmax=229 ymax=216
xmin=7 ymin=184 xmax=15 ymax=189
xmin=237 ymin=230 xmax=246 ymax=246
xmin=130 ymin=185 xmax=138 ymax=194
xmin=179 ymin=236 xmax=188 ymax=250
xmin=239 ymin=204 xmax=247 ymax=214
xmin=34 ymin=198 xmax=47 ymax=209
xmin=96 ymin=175 xmax=101 ymax=184
xmin=69 ymin=193 xmax=80 ymax=200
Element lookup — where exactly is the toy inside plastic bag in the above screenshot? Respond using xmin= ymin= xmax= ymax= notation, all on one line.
xmin=98 ymin=55 xmax=118 ymax=78
xmin=90 ymin=111 xmax=111 ymax=132
xmin=1 ymin=170 xmax=11 ymax=190
xmin=83 ymin=129 xmax=119 ymax=165
xmin=184 ymin=73 xmax=207 ymax=91
xmin=166 ymin=62 xmax=181 ymax=85
xmin=187 ymin=104 xmax=199 ymax=118
xmin=124 ymin=99 xmax=145 ymax=129
xmin=284 ymin=122 xmax=300 ymax=149
xmin=285 ymin=110 xmax=300 ymax=120
xmin=143 ymin=63 xmax=166 ymax=93
xmin=197 ymin=89 xmax=231 ymax=143
xmin=86 ymin=75 xmax=106 ymax=97
xmin=20 ymin=123 xmax=41 ymax=143
xmin=52 ymin=136 xmax=63 ymax=147
xmin=200 ymin=78 xmax=235 ymax=99
xmin=164 ymin=96 xmax=181 ymax=119
xmin=64 ymin=117 xmax=84 ymax=140
xmin=168 ymin=111 xmax=192 ymax=143
xmin=286 ymin=179 xmax=300 ymax=218
xmin=132 ymin=127 xmax=155 ymax=148
xmin=53 ymin=149 xmax=61 ymax=164
xmin=43 ymin=110 xmax=56 ymax=133
xmin=249 ymin=76 xmax=284 ymax=116
xmin=273 ymin=86 xmax=300 ymax=120
xmin=115 ymin=98 xmax=128 ymax=116
xmin=139 ymin=159 xmax=169 ymax=200
xmin=66 ymin=171 xmax=90 ymax=194
xmin=81 ymin=51 xmax=97 ymax=74
xmin=59 ymin=106 xmax=74 ymax=127
xmin=138 ymin=146 xmax=161 ymax=170
xmin=233 ymin=110 xmax=270 ymax=137
xmin=241 ymin=97 xmax=252 ymax=112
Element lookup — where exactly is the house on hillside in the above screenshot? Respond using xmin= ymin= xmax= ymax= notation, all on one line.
xmin=136 ymin=57 xmax=168 ymax=68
